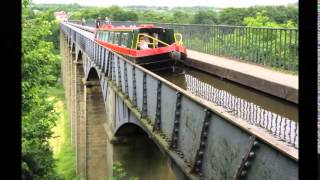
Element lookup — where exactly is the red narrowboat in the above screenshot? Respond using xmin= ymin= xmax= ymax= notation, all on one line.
xmin=94 ymin=24 xmax=187 ymax=66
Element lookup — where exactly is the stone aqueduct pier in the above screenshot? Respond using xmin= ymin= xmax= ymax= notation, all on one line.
xmin=60 ymin=22 xmax=298 ymax=180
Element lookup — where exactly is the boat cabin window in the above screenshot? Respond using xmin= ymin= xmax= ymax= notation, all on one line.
xmin=114 ymin=32 xmax=120 ymax=45
xmin=109 ymin=32 xmax=114 ymax=44
xmin=103 ymin=31 xmax=109 ymax=41
xmin=96 ymin=31 xmax=101 ymax=39
xmin=120 ymin=33 xmax=128 ymax=47
xmin=137 ymin=28 xmax=174 ymax=49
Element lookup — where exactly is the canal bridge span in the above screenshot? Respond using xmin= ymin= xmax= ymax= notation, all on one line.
xmin=60 ymin=22 xmax=298 ymax=180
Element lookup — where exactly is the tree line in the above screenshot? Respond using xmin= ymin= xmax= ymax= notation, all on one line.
xmin=32 ymin=3 xmax=298 ymax=27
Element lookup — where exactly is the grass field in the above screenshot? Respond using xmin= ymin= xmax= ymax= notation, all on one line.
xmin=48 ymin=84 xmax=77 ymax=179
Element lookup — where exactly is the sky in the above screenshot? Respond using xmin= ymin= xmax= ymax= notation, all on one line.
xmin=33 ymin=0 xmax=298 ymax=8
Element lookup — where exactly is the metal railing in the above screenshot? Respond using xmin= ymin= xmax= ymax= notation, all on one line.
xmin=110 ymin=21 xmax=299 ymax=72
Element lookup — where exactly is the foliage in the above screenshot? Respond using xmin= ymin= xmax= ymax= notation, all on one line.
xmin=47 ymin=85 xmax=77 ymax=180
xmin=22 ymin=0 xmax=62 ymax=179
xmin=219 ymin=8 xmax=252 ymax=25
xmin=192 ymin=10 xmax=219 ymax=24
xmin=106 ymin=162 xmax=139 ymax=180
xmin=243 ymin=11 xmax=296 ymax=28
xmin=219 ymin=5 xmax=298 ymax=26
xmin=31 ymin=3 xmax=297 ymax=28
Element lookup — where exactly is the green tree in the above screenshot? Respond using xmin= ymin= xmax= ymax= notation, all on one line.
xmin=172 ymin=11 xmax=191 ymax=24
xmin=219 ymin=8 xmax=252 ymax=25
xmin=22 ymin=0 xmax=61 ymax=179
xmin=106 ymin=162 xmax=139 ymax=180
xmin=193 ymin=10 xmax=219 ymax=24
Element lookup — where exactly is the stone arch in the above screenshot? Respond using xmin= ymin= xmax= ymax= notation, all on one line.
xmin=68 ymin=38 xmax=72 ymax=48
xmin=86 ymin=67 xmax=100 ymax=81
xmin=71 ymin=43 xmax=76 ymax=60
xmin=76 ymin=50 xmax=83 ymax=62
xmin=114 ymin=122 xmax=147 ymax=137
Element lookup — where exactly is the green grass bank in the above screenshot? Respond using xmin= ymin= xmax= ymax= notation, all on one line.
xmin=48 ymin=84 xmax=77 ymax=179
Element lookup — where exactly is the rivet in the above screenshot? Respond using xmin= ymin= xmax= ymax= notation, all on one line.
xmin=253 ymin=141 xmax=259 ymax=148
xmin=244 ymin=161 xmax=251 ymax=168
xmin=241 ymin=170 xmax=247 ymax=177
xmin=204 ymin=122 xmax=209 ymax=127
xmin=249 ymin=152 xmax=255 ymax=158
xmin=202 ymin=132 xmax=208 ymax=137
xmin=173 ymin=136 xmax=178 ymax=140
xmin=198 ymin=151 xmax=204 ymax=156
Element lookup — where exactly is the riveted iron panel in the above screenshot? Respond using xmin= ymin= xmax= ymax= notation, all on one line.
xmin=160 ymin=85 xmax=176 ymax=140
xmin=135 ymin=68 xmax=144 ymax=112
xmin=202 ymin=114 xmax=250 ymax=179
xmin=146 ymin=75 xmax=158 ymax=124
xmin=114 ymin=56 xmax=120 ymax=88
xmin=126 ymin=63 xmax=133 ymax=101
xmin=245 ymin=143 xmax=298 ymax=180
xmin=178 ymin=97 xmax=205 ymax=165
xmin=120 ymin=60 xmax=126 ymax=94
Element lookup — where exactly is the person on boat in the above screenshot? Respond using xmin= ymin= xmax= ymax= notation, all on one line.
xmin=81 ymin=18 xmax=86 ymax=26
xmin=105 ymin=16 xmax=111 ymax=24
xmin=95 ymin=18 xmax=101 ymax=28
xmin=139 ymin=36 xmax=150 ymax=50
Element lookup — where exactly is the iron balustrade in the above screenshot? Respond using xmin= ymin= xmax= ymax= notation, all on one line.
xmin=109 ymin=21 xmax=299 ymax=72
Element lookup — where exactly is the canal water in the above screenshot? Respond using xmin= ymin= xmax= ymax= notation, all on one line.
xmin=156 ymin=66 xmax=298 ymax=122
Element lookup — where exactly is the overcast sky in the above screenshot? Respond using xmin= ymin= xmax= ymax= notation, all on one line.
xmin=33 ymin=0 xmax=298 ymax=8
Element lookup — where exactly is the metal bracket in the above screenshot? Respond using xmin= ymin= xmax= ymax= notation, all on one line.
xmin=132 ymin=66 xmax=137 ymax=107
xmin=233 ymin=135 xmax=259 ymax=180
xmin=107 ymin=52 xmax=112 ymax=78
xmin=141 ymin=72 xmax=148 ymax=119
xmin=117 ymin=57 xmax=122 ymax=91
xmin=192 ymin=109 xmax=212 ymax=179
xmin=102 ymin=49 xmax=107 ymax=73
xmin=170 ymin=91 xmax=182 ymax=150
xmin=111 ymin=55 xmax=116 ymax=81
xmin=153 ymin=81 xmax=162 ymax=132
xmin=124 ymin=62 xmax=129 ymax=97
